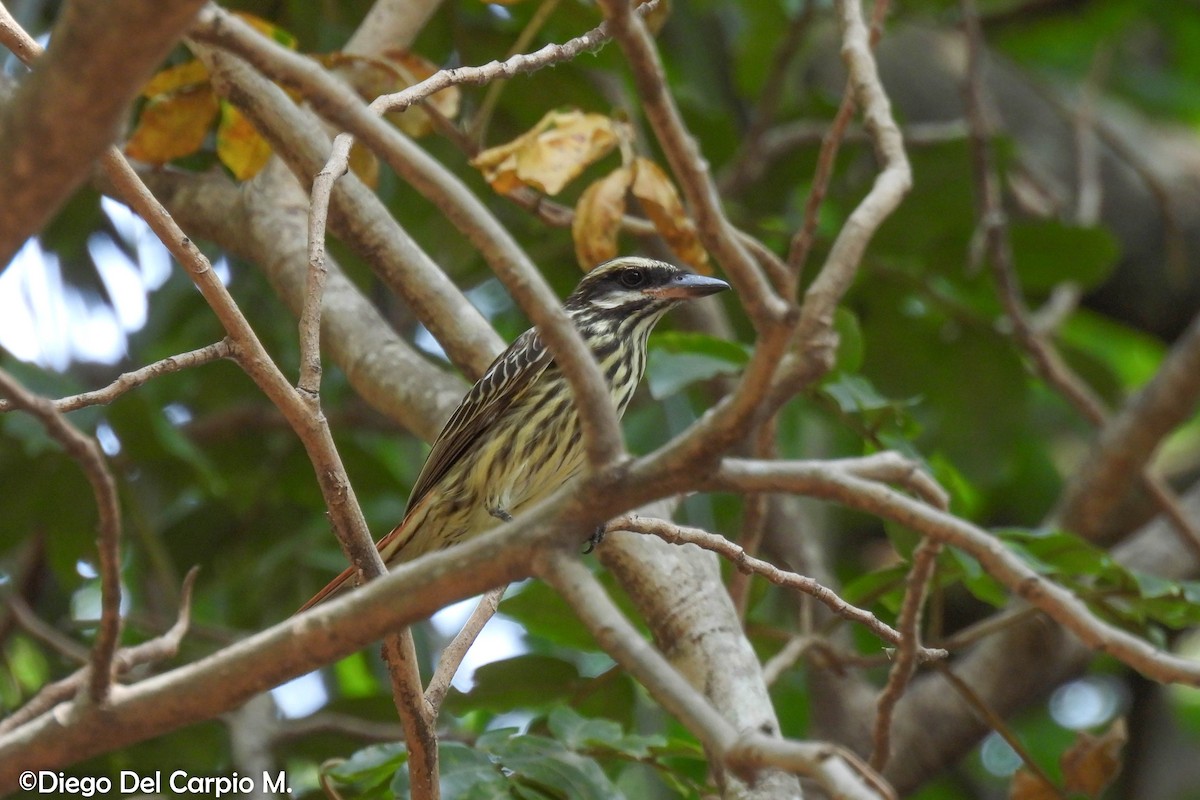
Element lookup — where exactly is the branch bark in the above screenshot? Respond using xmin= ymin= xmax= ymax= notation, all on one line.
xmin=0 ymin=0 xmax=206 ymax=264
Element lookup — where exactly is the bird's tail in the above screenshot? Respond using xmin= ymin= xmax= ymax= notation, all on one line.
xmin=295 ymin=495 xmax=429 ymax=614
xmin=296 ymin=563 xmax=359 ymax=613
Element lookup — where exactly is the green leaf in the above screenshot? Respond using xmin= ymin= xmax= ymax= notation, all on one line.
xmin=947 ymin=548 xmax=1008 ymax=609
xmin=1059 ymin=310 xmax=1165 ymax=389
xmin=437 ymin=743 xmax=509 ymax=800
xmin=443 ymin=655 xmax=582 ymax=714
xmin=547 ymin=707 xmax=624 ymax=750
xmin=822 ymin=373 xmax=890 ymax=413
xmin=333 ymin=651 xmax=379 ymax=699
xmin=646 ymin=331 xmax=748 ymax=400
xmin=326 ymin=741 xmax=407 ymax=789
xmin=833 ymin=306 xmax=865 ymax=373
xmin=1009 ymin=221 xmax=1119 ymax=292
xmin=499 ymin=580 xmax=602 ymax=651
xmin=547 ymin=707 xmax=666 ymax=759
xmin=485 ymin=734 xmax=624 ymax=800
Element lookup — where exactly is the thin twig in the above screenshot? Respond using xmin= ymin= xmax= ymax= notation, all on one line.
xmin=193 ymin=7 xmax=628 ymax=471
xmin=761 ymin=634 xmax=819 ymax=686
xmin=959 ymin=0 xmax=1200 ymax=558
xmin=468 ymin=0 xmax=563 ymax=144
xmin=4 ymin=594 xmax=91 ymax=664
xmin=595 ymin=0 xmax=789 ymax=329
xmin=728 ymin=416 xmax=778 ymax=619
xmin=770 ymin=0 xmax=911 ymax=406
xmin=709 ymin=458 xmax=1200 ymax=685
xmin=610 ymin=514 xmax=947 ymax=661
xmin=786 ymin=0 xmax=891 ymax=284
xmin=381 ymin=634 xmax=438 ymax=800
xmin=720 ymin=3 xmax=817 ymax=198
xmin=371 ymin=0 xmax=663 ymax=115
xmin=787 ymin=82 xmax=856 ymax=281
xmin=0 ymin=568 xmax=197 ymax=736
xmin=0 ymin=368 xmax=122 ymax=704
xmin=299 ymin=136 xmax=351 ymax=399
xmin=425 ymin=586 xmax=506 ymax=713
xmin=0 ymin=340 xmax=234 ymax=414
xmin=931 ymin=662 xmax=1065 ymax=798
xmin=536 ymin=550 xmax=892 ymax=799
xmin=869 ymin=537 xmax=942 ymax=771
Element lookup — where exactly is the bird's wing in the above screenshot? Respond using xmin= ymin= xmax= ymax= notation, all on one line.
xmin=296 ymin=330 xmax=552 ymax=615
xmin=406 ymin=327 xmax=552 ymax=512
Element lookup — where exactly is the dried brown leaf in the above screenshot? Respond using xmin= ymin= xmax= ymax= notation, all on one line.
xmin=573 ymin=167 xmax=633 ymax=270
xmin=318 ymin=50 xmax=460 ymax=138
xmin=471 ymin=110 xmax=621 ymax=195
xmin=631 ymin=157 xmax=709 ymax=272
xmin=1009 ymin=769 xmax=1061 ymax=800
xmin=1062 ymin=719 xmax=1127 ymax=798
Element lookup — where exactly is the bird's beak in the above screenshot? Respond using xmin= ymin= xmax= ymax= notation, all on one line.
xmin=648 ymin=272 xmax=731 ymax=300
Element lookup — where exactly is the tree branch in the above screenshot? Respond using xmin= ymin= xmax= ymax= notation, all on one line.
xmin=0 ymin=0 xmax=207 ymax=264
xmin=710 ymin=458 xmax=1200 ymax=685
xmin=595 ymin=0 xmax=788 ymax=328
xmin=424 ymin=586 xmax=505 ymax=713
xmin=0 ymin=368 xmax=122 ymax=704
xmin=537 ymin=550 xmax=891 ymax=799
xmin=0 ymin=340 xmax=234 ymax=414
xmin=191 ymin=6 xmax=627 ymax=470
xmin=610 ymin=513 xmax=947 ymax=662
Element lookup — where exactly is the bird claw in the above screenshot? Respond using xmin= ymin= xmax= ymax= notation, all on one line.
xmin=489 ymin=506 xmax=514 ymax=523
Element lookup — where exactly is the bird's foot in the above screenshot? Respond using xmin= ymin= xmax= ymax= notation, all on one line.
xmin=489 ymin=506 xmax=514 ymax=523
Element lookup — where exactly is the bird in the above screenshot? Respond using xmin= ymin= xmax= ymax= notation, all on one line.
xmin=299 ymin=256 xmax=730 ymax=611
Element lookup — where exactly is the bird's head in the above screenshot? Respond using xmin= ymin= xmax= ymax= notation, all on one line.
xmin=564 ymin=257 xmax=730 ymax=316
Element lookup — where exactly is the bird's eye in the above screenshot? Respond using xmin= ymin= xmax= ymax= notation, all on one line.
xmin=619 ymin=269 xmax=644 ymax=288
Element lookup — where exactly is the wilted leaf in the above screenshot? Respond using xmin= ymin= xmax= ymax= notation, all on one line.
xmin=640 ymin=0 xmax=672 ymax=35
xmin=216 ymin=102 xmax=271 ymax=180
xmin=1009 ymin=769 xmax=1060 ymax=800
xmin=631 ymin=157 xmax=709 ymax=272
xmin=126 ymin=87 xmax=219 ymax=164
xmin=573 ymin=166 xmax=632 ymax=269
xmin=318 ymin=50 xmax=460 ymax=137
xmin=382 ymin=49 xmax=461 ymax=135
xmin=1061 ymin=718 xmax=1126 ymax=797
xmin=318 ymin=51 xmax=401 ymax=99
xmin=471 ymin=109 xmax=625 ymax=195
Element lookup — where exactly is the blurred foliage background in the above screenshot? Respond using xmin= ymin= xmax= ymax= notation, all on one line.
xmin=4 ymin=0 xmax=1200 ymax=797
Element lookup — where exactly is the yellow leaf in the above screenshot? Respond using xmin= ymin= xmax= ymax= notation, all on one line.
xmin=141 ymin=60 xmax=210 ymax=98
xmin=1061 ymin=719 xmax=1126 ymax=798
xmin=125 ymin=87 xmax=219 ymax=164
xmin=573 ymin=167 xmax=632 ymax=270
xmin=216 ymin=102 xmax=271 ymax=180
xmin=630 ymin=157 xmax=709 ymax=272
xmin=471 ymin=110 xmax=622 ymax=196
